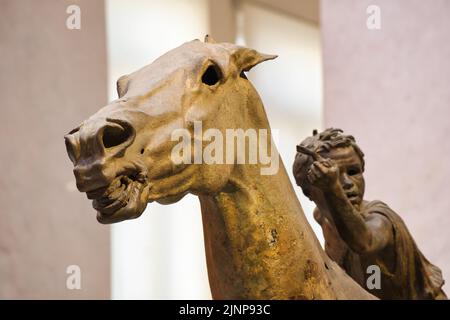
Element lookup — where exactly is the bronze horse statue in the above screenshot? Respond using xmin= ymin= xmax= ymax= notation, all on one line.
xmin=64 ymin=36 xmax=375 ymax=299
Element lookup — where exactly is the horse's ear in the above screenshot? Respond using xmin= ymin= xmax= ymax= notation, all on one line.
xmin=232 ymin=47 xmax=277 ymax=72
xmin=116 ymin=75 xmax=129 ymax=98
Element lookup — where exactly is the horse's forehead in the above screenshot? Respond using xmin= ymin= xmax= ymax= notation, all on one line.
xmin=131 ymin=41 xmax=230 ymax=81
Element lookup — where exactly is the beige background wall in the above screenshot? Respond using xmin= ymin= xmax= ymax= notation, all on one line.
xmin=2 ymin=0 xmax=448 ymax=298
xmin=321 ymin=0 xmax=450 ymax=290
xmin=0 ymin=0 xmax=109 ymax=298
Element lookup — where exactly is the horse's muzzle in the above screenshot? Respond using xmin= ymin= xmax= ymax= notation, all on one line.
xmin=65 ymin=117 xmax=136 ymax=192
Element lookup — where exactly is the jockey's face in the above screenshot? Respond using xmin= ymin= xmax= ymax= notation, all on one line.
xmin=324 ymin=146 xmax=365 ymax=209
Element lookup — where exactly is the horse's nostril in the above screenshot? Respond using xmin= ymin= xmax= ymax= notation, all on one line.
xmin=65 ymin=134 xmax=80 ymax=163
xmin=102 ymin=121 xmax=134 ymax=149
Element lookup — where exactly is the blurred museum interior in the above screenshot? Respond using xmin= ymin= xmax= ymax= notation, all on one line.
xmin=1 ymin=0 xmax=449 ymax=299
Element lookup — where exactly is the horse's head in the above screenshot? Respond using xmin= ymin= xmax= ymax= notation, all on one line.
xmin=64 ymin=36 xmax=276 ymax=223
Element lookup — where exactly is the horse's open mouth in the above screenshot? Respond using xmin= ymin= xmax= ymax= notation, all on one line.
xmin=86 ymin=171 xmax=149 ymax=223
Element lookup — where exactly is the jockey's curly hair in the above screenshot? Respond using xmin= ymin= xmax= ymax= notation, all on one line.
xmin=293 ymin=128 xmax=365 ymax=199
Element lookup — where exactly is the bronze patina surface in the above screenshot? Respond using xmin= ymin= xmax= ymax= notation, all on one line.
xmin=65 ymin=37 xmax=375 ymax=299
xmin=294 ymin=128 xmax=447 ymax=299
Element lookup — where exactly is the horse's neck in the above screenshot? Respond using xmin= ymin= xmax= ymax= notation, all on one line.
xmin=198 ymin=90 xmax=375 ymax=300
xmin=199 ymin=156 xmax=336 ymax=299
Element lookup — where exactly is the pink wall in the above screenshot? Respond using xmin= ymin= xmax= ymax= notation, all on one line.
xmin=321 ymin=0 xmax=450 ymax=291
xmin=0 ymin=0 xmax=110 ymax=298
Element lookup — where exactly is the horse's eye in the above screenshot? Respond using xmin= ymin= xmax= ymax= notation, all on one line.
xmin=202 ymin=64 xmax=222 ymax=86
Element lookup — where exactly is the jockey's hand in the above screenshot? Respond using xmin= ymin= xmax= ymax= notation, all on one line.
xmin=296 ymin=145 xmax=339 ymax=191
xmin=306 ymin=158 xmax=339 ymax=191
